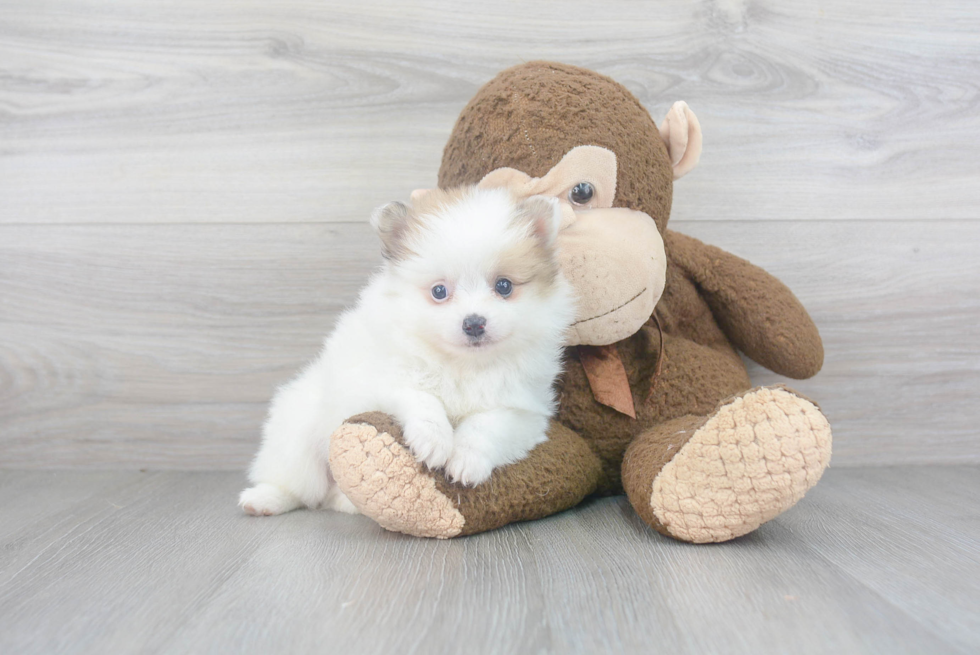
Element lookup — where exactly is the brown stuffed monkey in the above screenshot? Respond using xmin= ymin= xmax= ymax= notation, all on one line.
xmin=329 ymin=61 xmax=831 ymax=543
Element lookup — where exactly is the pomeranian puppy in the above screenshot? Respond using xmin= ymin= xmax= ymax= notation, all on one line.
xmin=239 ymin=186 xmax=575 ymax=516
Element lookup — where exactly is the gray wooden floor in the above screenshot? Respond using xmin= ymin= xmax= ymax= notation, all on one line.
xmin=0 ymin=466 xmax=977 ymax=655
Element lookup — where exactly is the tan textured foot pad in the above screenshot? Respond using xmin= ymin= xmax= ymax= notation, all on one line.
xmin=651 ymin=386 xmax=832 ymax=543
xmin=329 ymin=421 xmax=465 ymax=539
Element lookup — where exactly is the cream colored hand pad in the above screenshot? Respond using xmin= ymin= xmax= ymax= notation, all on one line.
xmin=651 ymin=386 xmax=832 ymax=543
xmin=329 ymin=422 xmax=465 ymax=539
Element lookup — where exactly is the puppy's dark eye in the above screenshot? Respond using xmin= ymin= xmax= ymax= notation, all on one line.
xmin=495 ymin=278 xmax=513 ymax=297
xmin=431 ymin=284 xmax=448 ymax=301
xmin=569 ymin=182 xmax=595 ymax=205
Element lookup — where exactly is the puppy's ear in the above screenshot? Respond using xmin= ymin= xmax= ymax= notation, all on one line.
xmin=518 ymin=196 xmax=562 ymax=248
xmin=370 ymin=201 xmax=412 ymax=260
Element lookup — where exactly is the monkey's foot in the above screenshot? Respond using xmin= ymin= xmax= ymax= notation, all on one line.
xmin=329 ymin=414 xmax=465 ymax=539
xmin=626 ymin=386 xmax=832 ymax=543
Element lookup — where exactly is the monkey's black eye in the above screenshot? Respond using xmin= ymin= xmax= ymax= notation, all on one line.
xmin=495 ymin=278 xmax=513 ymax=297
xmin=431 ymin=284 xmax=448 ymax=301
xmin=569 ymin=182 xmax=595 ymax=205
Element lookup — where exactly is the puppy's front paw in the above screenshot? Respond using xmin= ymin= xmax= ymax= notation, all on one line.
xmin=239 ymin=483 xmax=300 ymax=516
xmin=403 ymin=415 xmax=454 ymax=470
xmin=445 ymin=447 xmax=494 ymax=487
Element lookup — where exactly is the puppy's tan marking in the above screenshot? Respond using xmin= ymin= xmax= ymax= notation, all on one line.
xmin=377 ymin=187 xmax=479 ymax=263
xmin=495 ymin=195 xmax=560 ymax=292
xmin=495 ymin=239 xmax=558 ymax=292
xmin=409 ymin=186 xmax=474 ymax=218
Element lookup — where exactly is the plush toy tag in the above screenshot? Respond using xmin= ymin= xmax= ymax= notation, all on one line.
xmin=577 ymin=344 xmax=636 ymax=419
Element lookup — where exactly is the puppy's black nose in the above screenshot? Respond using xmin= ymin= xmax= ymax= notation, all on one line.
xmin=462 ymin=314 xmax=486 ymax=338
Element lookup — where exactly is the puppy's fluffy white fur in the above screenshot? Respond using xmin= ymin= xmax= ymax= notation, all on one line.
xmin=240 ymin=187 xmax=575 ymax=516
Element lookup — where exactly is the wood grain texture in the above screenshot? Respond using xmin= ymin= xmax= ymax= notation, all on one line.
xmin=1 ymin=3 xmax=978 ymax=468
xmin=2 ymin=4 xmax=977 ymax=651
xmin=0 ymin=467 xmax=977 ymax=654
xmin=1 ymin=0 xmax=978 ymax=224
xmin=1 ymin=220 xmax=977 ymax=468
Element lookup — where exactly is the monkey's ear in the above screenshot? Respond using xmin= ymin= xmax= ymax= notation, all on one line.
xmin=658 ymin=101 xmax=702 ymax=180
xmin=370 ymin=201 xmax=411 ymax=260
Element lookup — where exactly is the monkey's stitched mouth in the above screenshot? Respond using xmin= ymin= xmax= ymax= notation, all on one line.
xmin=571 ymin=287 xmax=647 ymax=326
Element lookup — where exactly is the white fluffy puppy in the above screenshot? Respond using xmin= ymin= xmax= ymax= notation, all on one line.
xmin=240 ymin=187 xmax=575 ymax=516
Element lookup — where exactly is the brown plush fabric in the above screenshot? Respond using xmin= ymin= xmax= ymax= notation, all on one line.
xmin=622 ymin=414 xmax=705 ymax=536
xmin=665 ymin=231 xmax=824 ymax=379
xmin=556 ymin=325 xmax=751 ymax=494
xmin=331 ymin=61 xmax=832 ymax=542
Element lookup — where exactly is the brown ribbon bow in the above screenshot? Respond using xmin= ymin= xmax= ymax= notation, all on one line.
xmin=576 ymin=313 xmax=665 ymax=419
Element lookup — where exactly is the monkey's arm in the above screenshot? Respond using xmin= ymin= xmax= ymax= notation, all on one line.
xmin=665 ymin=230 xmax=824 ymax=379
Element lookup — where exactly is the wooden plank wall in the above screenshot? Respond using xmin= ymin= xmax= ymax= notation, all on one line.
xmin=1 ymin=0 xmax=978 ymax=468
